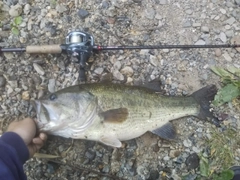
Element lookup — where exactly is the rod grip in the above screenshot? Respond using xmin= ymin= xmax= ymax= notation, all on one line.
xmin=26 ymin=45 xmax=62 ymax=54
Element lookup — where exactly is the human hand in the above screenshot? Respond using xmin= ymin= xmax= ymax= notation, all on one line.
xmin=7 ymin=117 xmax=47 ymax=158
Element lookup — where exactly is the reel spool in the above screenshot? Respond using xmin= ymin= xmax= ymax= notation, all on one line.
xmin=65 ymin=31 xmax=94 ymax=45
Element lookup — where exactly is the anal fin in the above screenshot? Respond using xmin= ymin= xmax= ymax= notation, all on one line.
xmin=151 ymin=122 xmax=176 ymax=140
xmin=99 ymin=136 xmax=122 ymax=148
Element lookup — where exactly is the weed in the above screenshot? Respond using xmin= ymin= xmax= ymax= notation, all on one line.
xmin=207 ymin=127 xmax=238 ymax=169
xmin=50 ymin=0 xmax=57 ymax=7
xmin=211 ymin=67 xmax=240 ymax=106
xmin=197 ymin=127 xmax=240 ymax=179
xmin=11 ymin=16 xmax=22 ymax=35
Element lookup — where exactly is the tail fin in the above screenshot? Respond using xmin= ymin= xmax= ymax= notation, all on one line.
xmin=191 ymin=85 xmax=220 ymax=127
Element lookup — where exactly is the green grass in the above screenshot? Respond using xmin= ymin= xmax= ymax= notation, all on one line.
xmin=211 ymin=67 xmax=240 ymax=106
xmin=206 ymin=127 xmax=238 ymax=169
xmin=198 ymin=127 xmax=240 ymax=179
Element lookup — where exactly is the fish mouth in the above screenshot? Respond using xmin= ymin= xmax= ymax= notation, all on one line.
xmin=31 ymin=100 xmax=41 ymax=115
xmin=31 ymin=100 xmax=48 ymax=129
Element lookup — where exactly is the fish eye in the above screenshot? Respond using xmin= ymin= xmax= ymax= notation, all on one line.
xmin=49 ymin=93 xmax=57 ymax=101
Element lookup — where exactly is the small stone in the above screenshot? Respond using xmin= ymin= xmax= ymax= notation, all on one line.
xmin=101 ymin=73 xmax=113 ymax=82
xmin=163 ymin=49 xmax=169 ymax=53
xmin=113 ymin=70 xmax=124 ymax=81
xmin=0 ymin=31 xmax=9 ymax=38
xmin=220 ymin=8 xmax=226 ymax=14
xmin=159 ymin=0 xmax=167 ymax=5
xmin=222 ymin=52 xmax=232 ymax=62
xmin=23 ymin=4 xmax=31 ymax=15
xmin=169 ymin=150 xmax=181 ymax=158
xmin=183 ymin=174 xmax=198 ymax=180
xmin=192 ymin=23 xmax=201 ymax=27
xmin=126 ymin=77 xmax=133 ymax=83
xmin=155 ymin=13 xmax=162 ymax=20
xmin=171 ymin=82 xmax=178 ymax=89
xmin=102 ymin=1 xmax=109 ymax=9
xmin=7 ymin=86 xmax=13 ymax=95
xmin=56 ymin=4 xmax=67 ymax=13
xmin=225 ymin=30 xmax=234 ymax=37
xmin=106 ymin=17 xmax=116 ymax=24
xmin=22 ymin=91 xmax=30 ymax=100
xmin=27 ymin=19 xmax=33 ymax=31
xmin=19 ymin=37 xmax=27 ymax=43
xmin=163 ymin=155 xmax=170 ymax=161
xmin=4 ymin=52 xmax=14 ymax=60
xmin=183 ymin=20 xmax=191 ymax=27
xmin=220 ymin=32 xmax=227 ymax=42
xmin=120 ymin=66 xmax=134 ymax=76
xmin=102 ymin=165 xmax=110 ymax=173
xmin=225 ymin=25 xmax=231 ymax=30
xmin=144 ymin=8 xmax=156 ymax=20
xmin=113 ymin=61 xmax=121 ymax=70
xmin=58 ymin=145 xmax=65 ymax=152
xmin=8 ymin=80 xmax=18 ymax=88
xmin=215 ymin=49 xmax=222 ymax=57
xmin=48 ymin=79 xmax=56 ymax=93
xmin=192 ymin=146 xmax=201 ymax=153
xmin=77 ymin=9 xmax=89 ymax=19
xmin=201 ymin=26 xmax=209 ymax=33
xmin=105 ymin=7 xmax=117 ymax=17
xmin=225 ymin=17 xmax=236 ymax=25
xmin=94 ymin=67 xmax=104 ymax=75
xmin=171 ymin=172 xmax=181 ymax=180
xmin=33 ymin=63 xmax=45 ymax=75
xmin=185 ymin=153 xmax=200 ymax=170
xmin=19 ymin=21 xmax=26 ymax=27
xmin=235 ymin=0 xmax=240 ymax=5
xmin=149 ymin=55 xmax=159 ymax=66
xmin=0 ymin=76 xmax=6 ymax=87
xmin=9 ymin=4 xmax=22 ymax=17
xmin=183 ymin=139 xmax=192 ymax=147
xmin=195 ymin=39 xmax=205 ymax=45
xmin=140 ymin=49 xmax=149 ymax=55
xmin=213 ymin=15 xmax=220 ymax=20
xmin=85 ymin=149 xmax=96 ymax=161
xmin=4 ymin=0 xmax=18 ymax=6
xmin=186 ymin=9 xmax=193 ymax=15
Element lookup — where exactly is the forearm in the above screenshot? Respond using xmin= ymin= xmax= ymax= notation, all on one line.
xmin=0 ymin=132 xmax=29 ymax=180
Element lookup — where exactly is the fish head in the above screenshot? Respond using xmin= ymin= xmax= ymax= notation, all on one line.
xmin=33 ymin=87 xmax=98 ymax=135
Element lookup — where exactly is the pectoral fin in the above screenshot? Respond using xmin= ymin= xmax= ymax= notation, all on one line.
xmin=151 ymin=122 xmax=176 ymax=140
xmin=99 ymin=108 xmax=128 ymax=123
xmin=99 ymin=136 xmax=122 ymax=148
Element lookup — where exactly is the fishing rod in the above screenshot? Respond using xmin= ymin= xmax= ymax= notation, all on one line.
xmin=1 ymin=31 xmax=240 ymax=81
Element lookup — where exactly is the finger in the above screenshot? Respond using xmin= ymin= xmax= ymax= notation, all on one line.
xmin=28 ymin=143 xmax=43 ymax=158
xmin=39 ymin=133 xmax=48 ymax=141
xmin=32 ymin=137 xmax=44 ymax=145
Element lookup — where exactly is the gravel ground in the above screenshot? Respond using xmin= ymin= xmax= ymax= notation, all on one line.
xmin=1 ymin=0 xmax=240 ymax=179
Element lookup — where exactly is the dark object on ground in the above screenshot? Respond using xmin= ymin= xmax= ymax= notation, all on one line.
xmin=231 ymin=166 xmax=240 ymax=180
xmin=185 ymin=153 xmax=200 ymax=170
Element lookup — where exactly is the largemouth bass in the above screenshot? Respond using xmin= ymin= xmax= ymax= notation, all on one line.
xmin=34 ymin=83 xmax=219 ymax=147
